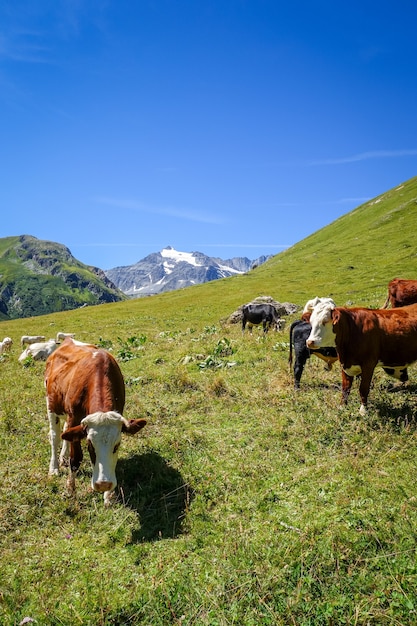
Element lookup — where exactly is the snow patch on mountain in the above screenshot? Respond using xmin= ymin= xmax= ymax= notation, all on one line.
xmin=161 ymin=247 xmax=201 ymax=266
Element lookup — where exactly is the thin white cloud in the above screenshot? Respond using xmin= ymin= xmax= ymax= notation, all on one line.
xmin=71 ymin=242 xmax=289 ymax=250
xmin=94 ymin=197 xmax=227 ymax=225
xmin=196 ymin=243 xmax=288 ymax=249
xmin=309 ymin=149 xmax=417 ymax=166
xmin=0 ymin=31 xmax=52 ymax=64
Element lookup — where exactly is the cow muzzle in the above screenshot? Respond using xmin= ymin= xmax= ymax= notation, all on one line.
xmin=94 ymin=480 xmax=114 ymax=493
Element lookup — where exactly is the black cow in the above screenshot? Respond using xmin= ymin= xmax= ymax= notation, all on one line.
xmin=289 ymin=318 xmax=338 ymax=388
xmin=241 ymin=303 xmax=281 ymax=334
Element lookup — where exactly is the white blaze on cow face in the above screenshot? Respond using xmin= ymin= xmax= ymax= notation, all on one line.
xmin=306 ymin=300 xmax=337 ymax=349
xmin=81 ymin=412 xmax=125 ymax=501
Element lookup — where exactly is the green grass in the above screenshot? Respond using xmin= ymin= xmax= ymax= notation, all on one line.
xmin=1 ymin=175 xmax=417 ymax=624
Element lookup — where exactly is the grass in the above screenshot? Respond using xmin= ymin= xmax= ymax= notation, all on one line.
xmin=1 ymin=308 xmax=417 ymax=625
xmin=1 ymin=175 xmax=417 ymax=624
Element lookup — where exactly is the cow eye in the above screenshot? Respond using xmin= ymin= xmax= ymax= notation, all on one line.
xmin=113 ymin=443 xmax=120 ymax=454
xmin=87 ymin=440 xmax=96 ymax=466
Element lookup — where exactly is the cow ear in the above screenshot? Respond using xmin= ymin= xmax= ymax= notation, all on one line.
xmin=122 ymin=419 xmax=147 ymax=435
xmin=61 ymin=425 xmax=87 ymax=442
xmin=331 ymin=309 xmax=340 ymax=325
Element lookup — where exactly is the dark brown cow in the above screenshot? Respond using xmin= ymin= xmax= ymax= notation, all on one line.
xmin=306 ymin=301 xmax=417 ymax=414
xmin=383 ymin=278 xmax=417 ymax=308
xmin=45 ymin=337 xmax=146 ymax=504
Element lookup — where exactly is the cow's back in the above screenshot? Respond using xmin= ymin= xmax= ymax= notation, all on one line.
xmin=45 ymin=340 xmax=125 ymax=420
xmin=335 ymin=305 xmax=417 ymax=365
xmin=243 ymin=303 xmax=275 ymax=322
xmin=387 ymin=279 xmax=417 ymax=307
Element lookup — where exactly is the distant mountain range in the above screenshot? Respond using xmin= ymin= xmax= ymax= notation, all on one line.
xmin=105 ymin=247 xmax=271 ymax=297
xmin=0 ymin=237 xmax=271 ymax=319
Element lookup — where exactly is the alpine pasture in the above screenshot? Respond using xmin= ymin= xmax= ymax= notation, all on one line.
xmin=1 ymin=177 xmax=417 ymax=624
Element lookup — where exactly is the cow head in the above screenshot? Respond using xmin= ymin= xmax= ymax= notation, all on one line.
xmin=306 ymin=300 xmax=337 ymax=349
xmin=61 ymin=411 xmax=146 ymax=504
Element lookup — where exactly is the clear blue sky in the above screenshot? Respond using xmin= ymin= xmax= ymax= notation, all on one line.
xmin=1 ymin=1 xmax=417 ymax=270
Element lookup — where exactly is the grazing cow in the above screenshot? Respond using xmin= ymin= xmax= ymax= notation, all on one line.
xmin=19 ymin=339 xmax=57 ymax=362
xmin=0 ymin=337 xmax=13 ymax=354
xmin=383 ymin=278 xmax=417 ymax=308
xmin=241 ymin=303 xmax=281 ymax=334
xmin=306 ymin=300 xmax=417 ymax=415
xmin=45 ymin=337 xmax=146 ymax=505
xmin=21 ymin=334 xmax=46 ymax=347
xmin=289 ymin=317 xmax=338 ymax=388
xmin=56 ymin=332 xmax=75 ymax=342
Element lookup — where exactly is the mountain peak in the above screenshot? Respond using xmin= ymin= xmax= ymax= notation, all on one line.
xmin=106 ymin=248 xmax=271 ymax=297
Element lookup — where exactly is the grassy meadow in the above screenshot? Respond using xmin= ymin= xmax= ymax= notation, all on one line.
xmin=1 ymin=175 xmax=417 ymax=624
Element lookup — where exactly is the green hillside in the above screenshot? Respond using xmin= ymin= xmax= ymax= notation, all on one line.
xmin=261 ymin=175 xmax=417 ymax=305
xmin=1 ymin=175 xmax=417 ymax=625
xmin=0 ymin=235 xmax=126 ymax=320
xmin=213 ymin=173 xmax=417 ymax=311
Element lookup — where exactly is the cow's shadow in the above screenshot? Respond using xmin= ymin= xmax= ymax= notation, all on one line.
xmin=116 ymin=451 xmax=194 ymax=543
xmin=371 ymin=382 xmax=417 ymax=430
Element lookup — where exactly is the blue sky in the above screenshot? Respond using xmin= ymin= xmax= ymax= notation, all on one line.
xmin=1 ymin=1 xmax=417 ymax=270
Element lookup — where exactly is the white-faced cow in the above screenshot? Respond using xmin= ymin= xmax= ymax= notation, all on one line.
xmin=288 ymin=297 xmax=338 ymax=388
xmin=306 ymin=300 xmax=417 ymax=415
xmin=21 ymin=334 xmax=46 ymax=347
xmin=56 ymin=331 xmax=75 ymax=342
xmin=0 ymin=337 xmax=13 ymax=354
xmin=241 ymin=303 xmax=281 ymax=335
xmin=45 ymin=337 xmax=146 ymax=505
xmin=383 ymin=278 xmax=417 ymax=308
xmin=19 ymin=339 xmax=58 ymax=362
xmin=289 ymin=315 xmax=338 ymax=389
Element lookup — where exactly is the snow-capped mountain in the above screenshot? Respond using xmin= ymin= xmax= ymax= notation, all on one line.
xmin=105 ymin=246 xmax=271 ymax=297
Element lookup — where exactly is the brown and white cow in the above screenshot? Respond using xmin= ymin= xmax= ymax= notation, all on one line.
xmin=383 ymin=278 xmax=417 ymax=308
xmin=45 ymin=337 xmax=146 ymax=504
xmin=306 ymin=300 xmax=417 ymax=415
xmin=288 ymin=297 xmax=338 ymax=388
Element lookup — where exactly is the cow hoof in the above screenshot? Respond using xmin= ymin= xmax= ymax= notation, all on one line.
xmin=49 ymin=467 xmax=59 ymax=476
xmin=104 ymin=491 xmax=116 ymax=507
xmin=359 ymin=404 xmax=367 ymax=416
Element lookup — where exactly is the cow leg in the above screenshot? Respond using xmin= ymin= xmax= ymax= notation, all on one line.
xmin=341 ymin=370 xmax=354 ymax=407
xmin=47 ymin=407 xmax=62 ymax=476
xmin=59 ymin=421 xmax=70 ymax=468
xmin=357 ymin=366 xmax=375 ymax=416
xmin=294 ymin=352 xmax=309 ymax=389
xmin=67 ymin=471 xmax=76 ymax=496
xmin=65 ymin=441 xmax=83 ymax=497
